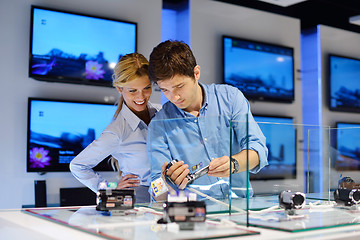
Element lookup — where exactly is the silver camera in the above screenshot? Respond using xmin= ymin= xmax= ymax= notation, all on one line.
xmin=165 ymin=159 xmax=209 ymax=186
xmin=279 ymin=190 xmax=306 ymax=210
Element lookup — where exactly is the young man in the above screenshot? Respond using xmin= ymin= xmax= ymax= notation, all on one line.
xmin=147 ymin=40 xmax=268 ymax=199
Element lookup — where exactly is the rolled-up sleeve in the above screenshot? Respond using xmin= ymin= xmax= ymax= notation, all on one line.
xmin=230 ymin=88 xmax=268 ymax=174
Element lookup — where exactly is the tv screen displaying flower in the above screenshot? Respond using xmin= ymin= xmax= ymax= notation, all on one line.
xmin=27 ymin=98 xmax=117 ymax=172
xmin=29 ymin=6 xmax=137 ymax=87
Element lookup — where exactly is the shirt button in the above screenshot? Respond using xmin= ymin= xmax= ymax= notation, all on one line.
xmin=204 ymin=138 xmax=207 ymax=141
xmin=194 ymin=119 xmax=197 ymax=123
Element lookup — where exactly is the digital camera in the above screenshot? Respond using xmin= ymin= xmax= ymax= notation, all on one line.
xmin=165 ymin=159 xmax=209 ymax=186
xmin=96 ymin=189 xmax=134 ymax=211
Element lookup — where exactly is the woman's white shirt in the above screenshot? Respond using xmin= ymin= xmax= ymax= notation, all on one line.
xmin=70 ymin=102 xmax=160 ymax=192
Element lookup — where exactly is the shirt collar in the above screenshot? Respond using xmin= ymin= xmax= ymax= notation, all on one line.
xmin=199 ymin=82 xmax=209 ymax=111
xmin=147 ymin=102 xmax=158 ymax=119
xmin=176 ymin=82 xmax=208 ymax=117
xmin=120 ymin=102 xmax=157 ymax=131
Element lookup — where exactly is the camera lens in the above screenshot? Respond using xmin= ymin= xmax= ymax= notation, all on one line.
xmin=293 ymin=194 xmax=305 ymax=206
xmin=352 ymin=190 xmax=360 ymax=202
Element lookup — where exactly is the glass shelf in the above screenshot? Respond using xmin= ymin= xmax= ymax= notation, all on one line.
xmin=24 ymin=206 xmax=259 ymax=239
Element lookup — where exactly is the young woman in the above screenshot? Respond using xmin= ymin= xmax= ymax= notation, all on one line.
xmin=70 ymin=53 xmax=160 ymax=203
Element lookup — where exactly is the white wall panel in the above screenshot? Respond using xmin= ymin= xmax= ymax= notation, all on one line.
xmin=0 ymin=0 xmax=162 ymax=209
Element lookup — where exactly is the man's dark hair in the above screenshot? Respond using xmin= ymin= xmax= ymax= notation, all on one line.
xmin=148 ymin=40 xmax=197 ymax=83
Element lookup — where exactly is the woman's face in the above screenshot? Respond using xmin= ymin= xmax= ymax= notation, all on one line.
xmin=117 ymin=75 xmax=152 ymax=113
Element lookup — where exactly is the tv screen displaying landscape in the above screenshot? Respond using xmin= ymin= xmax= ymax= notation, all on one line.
xmin=223 ymin=36 xmax=294 ymax=103
xmin=329 ymin=55 xmax=360 ymax=113
xmin=335 ymin=122 xmax=360 ymax=171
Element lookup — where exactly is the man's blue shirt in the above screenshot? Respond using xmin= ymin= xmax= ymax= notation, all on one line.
xmin=147 ymin=83 xmax=268 ymax=199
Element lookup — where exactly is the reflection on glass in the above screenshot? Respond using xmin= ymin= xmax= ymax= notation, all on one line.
xmin=335 ymin=123 xmax=360 ymax=171
xmin=252 ymin=116 xmax=296 ymax=181
xmin=329 ymin=55 xmax=360 ymax=112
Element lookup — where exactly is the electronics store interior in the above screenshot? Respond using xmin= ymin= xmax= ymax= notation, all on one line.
xmin=2 ymin=0 xmax=360 ymax=239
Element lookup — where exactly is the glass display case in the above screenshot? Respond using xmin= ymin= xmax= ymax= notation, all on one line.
xmin=148 ymin=115 xmax=250 ymax=219
xmin=23 ymin=206 xmax=259 ymax=239
xmin=220 ymin=120 xmax=360 ymax=232
xmin=14 ymin=116 xmax=360 ymax=238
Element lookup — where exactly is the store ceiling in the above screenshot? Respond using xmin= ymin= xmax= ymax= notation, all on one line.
xmin=214 ymin=0 xmax=360 ymax=34
xmin=164 ymin=0 xmax=360 ymax=34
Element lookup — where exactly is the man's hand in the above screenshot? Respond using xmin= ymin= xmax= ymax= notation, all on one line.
xmin=208 ymin=156 xmax=232 ymax=177
xmin=208 ymin=150 xmax=260 ymax=177
xmin=162 ymin=160 xmax=190 ymax=189
xmin=116 ymin=174 xmax=140 ymax=189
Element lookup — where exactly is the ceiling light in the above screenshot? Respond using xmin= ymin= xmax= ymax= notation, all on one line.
xmin=349 ymin=15 xmax=360 ymax=26
xmin=257 ymin=0 xmax=308 ymax=7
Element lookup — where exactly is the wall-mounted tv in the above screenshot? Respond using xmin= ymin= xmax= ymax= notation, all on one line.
xmin=29 ymin=6 xmax=137 ymax=87
xmin=27 ymin=98 xmax=117 ymax=172
xmin=329 ymin=55 xmax=360 ymax=113
xmin=335 ymin=122 xmax=360 ymax=171
xmin=251 ymin=116 xmax=297 ymax=180
xmin=223 ymin=35 xmax=294 ymax=103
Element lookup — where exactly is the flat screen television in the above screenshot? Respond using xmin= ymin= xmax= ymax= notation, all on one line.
xmin=27 ymin=98 xmax=117 ymax=172
xmin=29 ymin=6 xmax=137 ymax=87
xmin=251 ymin=116 xmax=297 ymax=180
xmin=335 ymin=122 xmax=360 ymax=171
xmin=223 ymin=35 xmax=294 ymax=103
xmin=329 ymin=55 xmax=360 ymax=113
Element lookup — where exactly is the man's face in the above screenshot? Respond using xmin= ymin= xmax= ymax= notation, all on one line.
xmin=157 ymin=66 xmax=201 ymax=112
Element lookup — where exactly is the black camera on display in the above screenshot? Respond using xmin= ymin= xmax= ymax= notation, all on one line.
xmin=163 ymin=201 xmax=206 ymax=223
xmin=165 ymin=159 xmax=209 ymax=186
xmin=279 ymin=190 xmax=306 ymax=210
xmin=96 ymin=189 xmax=135 ymax=211
xmin=158 ymin=200 xmax=206 ymax=230
xmin=334 ymin=176 xmax=360 ymax=206
xmin=334 ymin=188 xmax=360 ymax=206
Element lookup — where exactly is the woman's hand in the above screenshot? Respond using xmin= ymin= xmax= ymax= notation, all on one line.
xmin=116 ymin=174 xmax=140 ymax=189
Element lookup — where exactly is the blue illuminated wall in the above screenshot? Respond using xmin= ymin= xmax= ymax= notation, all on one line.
xmin=301 ymin=25 xmax=360 ymax=192
xmin=301 ymin=27 xmax=323 ymax=193
xmin=160 ymin=0 xmax=190 ymax=104
xmin=162 ymin=2 xmax=190 ymax=44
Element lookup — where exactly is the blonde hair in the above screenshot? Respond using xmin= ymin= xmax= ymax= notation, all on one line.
xmin=110 ymin=53 xmax=149 ymax=174
xmin=112 ymin=53 xmax=149 ymax=119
